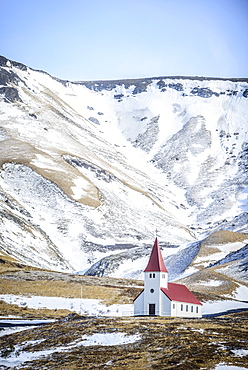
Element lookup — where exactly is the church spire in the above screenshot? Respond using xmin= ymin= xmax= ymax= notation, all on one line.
xmin=144 ymin=237 xmax=168 ymax=273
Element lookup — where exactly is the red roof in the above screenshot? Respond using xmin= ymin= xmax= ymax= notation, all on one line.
xmin=161 ymin=283 xmax=202 ymax=305
xmin=144 ymin=238 xmax=168 ymax=273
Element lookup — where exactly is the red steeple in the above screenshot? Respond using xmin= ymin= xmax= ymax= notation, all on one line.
xmin=144 ymin=237 xmax=168 ymax=273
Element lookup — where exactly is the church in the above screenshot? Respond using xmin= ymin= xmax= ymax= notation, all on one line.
xmin=134 ymin=238 xmax=202 ymax=317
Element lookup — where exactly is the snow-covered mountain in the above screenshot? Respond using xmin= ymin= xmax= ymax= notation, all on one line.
xmin=0 ymin=55 xmax=247 ymax=279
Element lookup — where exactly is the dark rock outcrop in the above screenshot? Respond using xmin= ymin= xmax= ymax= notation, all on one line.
xmin=0 ymin=87 xmax=22 ymax=102
xmin=0 ymin=69 xmax=20 ymax=86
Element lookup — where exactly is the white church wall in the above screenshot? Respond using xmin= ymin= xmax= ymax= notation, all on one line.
xmin=134 ymin=291 xmax=144 ymax=316
xmin=160 ymin=291 xmax=171 ymax=316
xmin=172 ymin=301 xmax=202 ymax=318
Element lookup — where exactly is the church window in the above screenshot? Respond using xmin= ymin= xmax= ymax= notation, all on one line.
xmin=153 ymin=273 xmax=155 ymax=278
xmin=186 ymin=305 xmax=188 ymax=312
xmin=181 ymin=304 xmax=183 ymax=311
xmin=191 ymin=306 xmax=193 ymax=312
xmin=173 ymin=303 xmax=175 ymax=309
xmin=196 ymin=307 xmax=198 ymax=313
xmin=149 ymin=273 xmax=152 ymax=278
xmin=162 ymin=274 xmax=165 ymax=278
xmin=150 ymin=288 xmax=154 ymax=293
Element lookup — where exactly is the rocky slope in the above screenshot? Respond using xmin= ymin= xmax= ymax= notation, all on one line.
xmin=0 ymin=55 xmax=247 ymax=279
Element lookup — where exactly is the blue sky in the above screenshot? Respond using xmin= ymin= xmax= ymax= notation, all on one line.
xmin=1 ymin=0 xmax=248 ymax=81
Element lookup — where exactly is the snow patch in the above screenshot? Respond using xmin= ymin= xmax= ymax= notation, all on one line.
xmin=232 ymin=349 xmax=248 ymax=357
xmin=81 ymin=332 xmax=141 ymax=346
xmin=0 ymin=332 xmax=141 ymax=369
xmin=225 ymin=284 xmax=248 ymax=301
xmin=203 ymin=300 xmax=248 ymax=315
xmin=213 ymin=365 xmax=248 ymax=370
xmin=198 ymin=280 xmax=223 ymax=287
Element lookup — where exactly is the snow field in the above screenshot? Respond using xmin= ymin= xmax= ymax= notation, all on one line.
xmin=0 ymin=294 xmax=134 ymax=317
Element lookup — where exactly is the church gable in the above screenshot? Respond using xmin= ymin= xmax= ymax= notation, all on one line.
xmin=133 ymin=289 xmax=144 ymax=302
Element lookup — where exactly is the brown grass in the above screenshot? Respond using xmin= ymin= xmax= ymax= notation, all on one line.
xmin=0 ymin=300 xmax=71 ymax=319
xmin=0 ymin=277 xmax=141 ymax=305
xmin=0 ymin=137 xmax=100 ymax=207
xmin=1 ymin=315 xmax=247 ymax=370
xmin=202 ymin=230 xmax=248 ymax=246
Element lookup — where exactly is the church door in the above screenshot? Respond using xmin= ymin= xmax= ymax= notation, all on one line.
xmin=149 ymin=304 xmax=155 ymax=315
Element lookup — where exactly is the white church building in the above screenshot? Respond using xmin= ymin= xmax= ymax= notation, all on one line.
xmin=134 ymin=238 xmax=202 ymax=317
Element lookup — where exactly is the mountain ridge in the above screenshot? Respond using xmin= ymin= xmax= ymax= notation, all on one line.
xmin=2 ymin=54 xmax=248 ymax=85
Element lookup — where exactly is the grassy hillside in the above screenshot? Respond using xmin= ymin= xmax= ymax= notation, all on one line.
xmin=0 ymin=253 xmax=143 ymax=318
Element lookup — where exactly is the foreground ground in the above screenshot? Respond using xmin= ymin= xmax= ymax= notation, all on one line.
xmin=1 ymin=313 xmax=248 ymax=370
xmin=1 ymin=254 xmax=248 ymax=369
